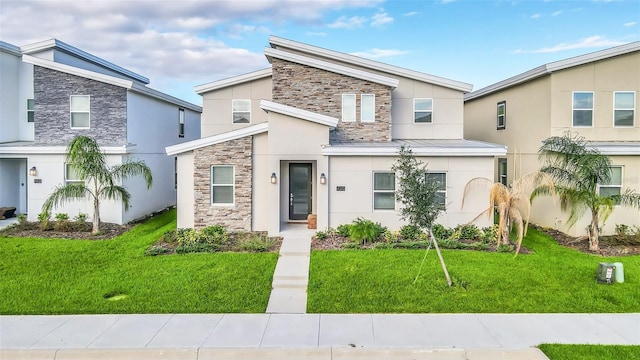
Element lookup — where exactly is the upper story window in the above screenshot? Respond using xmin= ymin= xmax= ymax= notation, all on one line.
xmin=65 ymin=164 xmax=83 ymax=185
xmin=211 ymin=165 xmax=234 ymax=205
xmin=598 ymin=166 xmax=622 ymax=204
xmin=427 ymin=172 xmax=447 ymax=206
xmin=342 ymin=94 xmax=356 ymax=122
xmin=572 ymin=92 xmax=593 ymax=127
xmin=497 ymin=101 xmax=506 ymax=130
xmin=232 ymin=99 xmax=251 ymax=124
xmin=70 ymin=95 xmax=90 ymax=129
xmin=178 ymin=108 xmax=185 ymax=137
xmin=361 ymin=94 xmax=375 ymax=122
xmin=414 ymin=98 xmax=433 ymax=123
xmin=373 ymin=172 xmax=395 ymax=210
xmin=27 ymin=99 xmax=34 ymax=122
xmin=498 ymin=158 xmax=507 ymax=186
xmin=613 ymin=91 xmax=635 ymax=127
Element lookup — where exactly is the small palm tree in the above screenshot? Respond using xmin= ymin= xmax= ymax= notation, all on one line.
xmin=42 ymin=136 xmax=152 ymax=234
xmin=463 ymin=172 xmax=555 ymax=255
xmin=538 ymin=133 xmax=640 ymax=251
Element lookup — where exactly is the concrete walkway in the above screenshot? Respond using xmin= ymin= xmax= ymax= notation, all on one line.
xmin=266 ymin=224 xmax=314 ymax=314
xmin=0 ymin=217 xmax=19 ymax=230
xmin=1 ymin=313 xmax=638 ymax=359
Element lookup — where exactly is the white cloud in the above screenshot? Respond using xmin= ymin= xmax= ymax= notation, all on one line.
xmin=350 ymin=48 xmax=409 ymax=59
xmin=327 ymin=15 xmax=367 ymax=29
xmin=403 ymin=11 xmax=419 ymax=17
xmin=552 ymin=10 xmax=562 ymax=16
xmin=530 ymin=13 xmax=541 ymax=19
xmin=514 ymin=36 xmax=626 ymax=53
xmin=624 ymin=21 xmax=637 ymax=27
xmin=371 ymin=10 xmax=394 ymax=27
xmin=441 ymin=0 xmax=455 ymax=4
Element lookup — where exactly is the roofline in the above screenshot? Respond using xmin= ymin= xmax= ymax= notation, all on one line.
xmin=0 ymin=41 xmax=21 ymax=56
xmin=195 ymin=68 xmax=272 ymax=94
xmin=587 ymin=143 xmax=640 ymax=156
xmin=166 ymin=123 xmax=268 ymax=155
xmin=322 ymin=145 xmax=507 ymax=157
xmin=265 ymin=47 xmax=399 ymax=89
xmin=23 ymin=55 xmax=201 ymax=112
xmin=465 ymin=41 xmax=640 ymax=101
xmin=269 ymin=35 xmax=472 ymax=92
xmin=260 ymin=100 xmax=338 ymax=128
xmin=20 ymin=39 xmax=150 ymax=84
xmin=0 ymin=144 xmax=133 ymax=155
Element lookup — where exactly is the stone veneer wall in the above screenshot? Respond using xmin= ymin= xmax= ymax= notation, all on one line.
xmin=193 ymin=136 xmax=252 ymax=231
xmin=34 ymin=66 xmax=127 ymax=146
xmin=271 ymin=58 xmax=392 ymax=143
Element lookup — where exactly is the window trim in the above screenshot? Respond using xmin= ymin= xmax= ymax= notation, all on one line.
xmin=498 ymin=158 xmax=507 ymax=186
xmin=64 ymin=163 xmax=84 ymax=185
xmin=572 ymin=91 xmax=594 ymax=128
xmin=427 ymin=171 xmax=447 ymax=207
xmin=70 ymin=95 xmax=90 ymax=129
xmin=178 ymin=108 xmax=185 ymax=138
xmin=372 ymin=171 xmax=395 ymax=211
xmin=342 ymin=94 xmax=356 ymax=122
xmin=231 ymin=99 xmax=251 ymax=124
xmin=361 ymin=94 xmax=375 ymax=123
xmin=211 ymin=165 xmax=235 ymax=206
xmin=613 ymin=91 xmax=635 ymax=128
xmin=497 ymin=101 xmax=506 ymax=130
xmin=598 ymin=166 xmax=623 ymax=204
xmin=27 ymin=99 xmax=35 ymax=123
xmin=413 ymin=98 xmax=433 ymax=124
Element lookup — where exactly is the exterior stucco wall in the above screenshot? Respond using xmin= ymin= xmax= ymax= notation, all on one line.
xmin=252 ymin=132 xmax=270 ymax=231
xmin=271 ymin=58 xmax=392 ymax=142
xmin=176 ymin=152 xmax=195 ymax=228
xmin=0 ymin=49 xmax=20 ymax=142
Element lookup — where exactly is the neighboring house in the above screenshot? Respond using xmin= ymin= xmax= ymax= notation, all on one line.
xmin=464 ymin=42 xmax=640 ymax=236
xmin=167 ymin=36 xmax=505 ymax=235
xmin=0 ymin=39 xmax=201 ymax=224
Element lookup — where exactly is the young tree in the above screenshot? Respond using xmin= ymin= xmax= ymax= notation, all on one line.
xmin=538 ymin=132 xmax=640 ymax=251
xmin=42 ymin=135 xmax=153 ymax=234
xmin=392 ymin=146 xmax=451 ymax=286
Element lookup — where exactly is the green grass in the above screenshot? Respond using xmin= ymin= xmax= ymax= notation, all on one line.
xmin=308 ymin=228 xmax=640 ymax=313
xmin=0 ymin=210 xmax=278 ymax=314
xmin=539 ymin=344 xmax=640 ymax=359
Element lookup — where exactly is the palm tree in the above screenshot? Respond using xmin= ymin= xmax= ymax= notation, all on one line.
xmin=462 ymin=172 xmax=555 ymax=255
xmin=538 ymin=133 xmax=640 ymax=251
xmin=42 ymin=135 xmax=152 ymax=234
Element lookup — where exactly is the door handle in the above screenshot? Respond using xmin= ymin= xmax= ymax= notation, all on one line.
xmin=290 ymin=193 xmax=294 ymax=206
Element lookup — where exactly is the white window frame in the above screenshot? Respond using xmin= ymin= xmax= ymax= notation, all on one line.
xmin=598 ymin=166 xmax=623 ymax=204
xmin=498 ymin=158 xmax=507 ymax=186
xmin=413 ymin=98 xmax=433 ymax=123
xmin=361 ymin=94 xmax=375 ymax=123
xmin=211 ymin=165 xmax=235 ymax=206
xmin=613 ymin=91 xmax=635 ymax=127
xmin=178 ymin=108 xmax=185 ymax=137
xmin=70 ymin=95 xmax=90 ymax=129
xmin=342 ymin=94 xmax=356 ymax=122
xmin=27 ymin=99 xmax=34 ymax=123
xmin=64 ymin=163 xmax=84 ymax=185
xmin=497 ymin=101 xmax=506 ymax=130
xmin=427 ymin=171 xmax=447 ymax=207
xmin=572 ymin=91 xmax=594 ymax=128
xmin=232 ymin=99 xmax=251 ymax=124
xmin=373 ymin=171 xmax=395 ymax=211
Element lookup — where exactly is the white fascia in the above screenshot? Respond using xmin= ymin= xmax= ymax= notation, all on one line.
xmin=166 ymin=122 xmax=269 ymax=156
xmin=0 ymin=41 xmax=21 ymax=56
xmin=264 ymin=47 xmax=399 ymax=89
xmin=260 ymin=100 xmax=338 ymax=128
xmin=0 ymin=145 xmax=134 ymax=155
xmin=195 ymin=68 xmax=272 ymax=94
xmin=130 ymin=83 xmax=202 ymax=112
xmin=322 ymin=146 xmax=507 ymax=157
xmin=23 ymin=54 xmax=133 ymax=88
xmin=588 ymin=145 xmax=640 ymax=156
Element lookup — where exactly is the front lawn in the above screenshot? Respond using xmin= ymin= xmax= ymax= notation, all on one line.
xmin=0 ymin=210 xmax=278 ymax=314
xmin=308 ymin=228 xmax=640 ymax=313
xmin=539 ymin=344 xmax=640 ymax=360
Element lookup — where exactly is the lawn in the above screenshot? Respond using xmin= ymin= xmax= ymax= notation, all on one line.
xmin=0 ymin=210 xmax=278 ymax=314
xmin=539 ymin=344 xmax=640 ymax=360
xmin=308 ymin=228 xmax=640 ymax=313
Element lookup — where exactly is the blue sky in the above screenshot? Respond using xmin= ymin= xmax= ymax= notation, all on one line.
xmin=1 ymin=0 xmax=638 ymax=105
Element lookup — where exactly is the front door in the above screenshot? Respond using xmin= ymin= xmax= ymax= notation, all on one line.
xmin=289 ymin=163 xmax=312 ymax=220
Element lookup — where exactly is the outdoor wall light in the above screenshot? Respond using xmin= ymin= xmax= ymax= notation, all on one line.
xmin=29 ymin=166 xmax=37 ymax=176
xmin=270 ymin=172 xmax=277 ymax=184
xmin=320 ymin=173 xmax=327 ymax=185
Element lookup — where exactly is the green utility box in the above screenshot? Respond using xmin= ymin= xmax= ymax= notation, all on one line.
xmin=597 ymin=262 xmax=616 ymax=284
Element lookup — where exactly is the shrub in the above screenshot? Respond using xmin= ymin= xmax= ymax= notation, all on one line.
xmin=315 ymin=231 xmax=327 ymax=240
xmin=54 ymin=213 xmax=69 ymax=221
xmin=432 ymin=223 xmax=452 ymax=240
xmin=382 ymin=229 xmax=401 ymax=243
xmin=175 ymin=243 xmax=217 ymax=254
xmin=200 ymin=225 xmax=228 ymax=245
xmin=497 ymin=244 xmax=514 ymax=253
xmin=17 ymin=214 xmax=27 ymax=226
xmin=616 ymin=224 xmax=631 ymax=236
xmin=145 ymin=245 xmax=170 ymax=256
xmin=160 ymin=229 xmax=178 ymax=244
xmin=336 ymin=224 xmax=351 ymax=237
xmin=458 ymin=224 xmax=481 ymax=240
xmin=239 ymin=235 xmax=275 ymax=252
xmin=399 ymin=225 xmax=422 ymax=240
xmin=74 ymin=213 xmax=88 ymax=223
xmin=38 ymin=211 xmax=51 ymax=231
xmin=348 ymin=218 xmax=386 ymax=244
xmin=481 ymin=225 xmax=499 ymax=244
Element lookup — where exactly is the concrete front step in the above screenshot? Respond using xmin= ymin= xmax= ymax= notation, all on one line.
xmin=266 ymin=288 xmax=308 ymax=314
xmin=279 ymin=237 xmax=312 ymax=256
xmin=272 ymin=255 xmax=309 ymax=279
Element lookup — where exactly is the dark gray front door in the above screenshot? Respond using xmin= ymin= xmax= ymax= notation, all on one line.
xmin=289 ymin=163 xmax=312 ymax=220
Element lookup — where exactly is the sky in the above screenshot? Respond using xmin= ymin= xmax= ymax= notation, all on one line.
xmin=1 ymin=0 xmax=638 ymax=105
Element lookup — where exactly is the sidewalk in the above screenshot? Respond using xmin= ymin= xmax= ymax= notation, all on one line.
xmin=2 ymin=313 xmax=638 ymax=359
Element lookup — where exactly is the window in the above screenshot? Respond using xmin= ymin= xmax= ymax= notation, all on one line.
xmin=614 ymin=91 xmax=635 ymax=127
xmin=361 ymin=94 xmax=375 ymax=122
xmin=497 ymin=101 xmax=506 ymax=130
xmin=498 ymin=158 xmax=507 ymax=186
xmin=373 ymin=172 xmax=395 ymax=210
xmin=414 ymin=98 xmax=433 ymax=123
xmin=178 ymin=108 xmax=185 ymax=137
xmin=211 ymin=165 xmax=234 ymax=205
xmin=232 ymin=99 xmax=251 ymax=123
xmin=427 ymin=172 xmax=447 ymax=206
xmin=572 ymin=92 xmax=593 ymax=127
xmin=342 ymin=94 xmax=356 ymax=122
xmin=70 ymin=95 xmax=90 ymax=128
xmin=599 ymin=166 xmax=622 ymax=203
xmin=65 ymin=164 xmax=83 ymax=185
xmin=27 ymin=99 xmax=34 ymax=122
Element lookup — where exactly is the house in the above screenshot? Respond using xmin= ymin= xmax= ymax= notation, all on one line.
xmin=167 ymin=36 xmax=506 ymax=235
xmin=0 ymin=39 xmax=201 ymax=224
xmin=464 ymin=42 xmax=640 ymax=236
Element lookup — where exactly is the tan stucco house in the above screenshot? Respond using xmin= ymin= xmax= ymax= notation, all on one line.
xmin=167 ymin=36 xmax=506 ymax=235
xmin=464 ymin=42 xmax=640 ymax=236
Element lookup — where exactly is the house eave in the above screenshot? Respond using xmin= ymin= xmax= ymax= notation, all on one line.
xmin=322 ymin=146 xmax=507 ymax=157
xmin=586 ymin=142 xmax=640 ymax=156
xmin=260 ymin=100 xmax=338 ymax=128
xmin=194 ymin=68 xmax=272 ymax=94
xmin=166 ymin=122 xmax=269 ymax=156
xmin=0 ymin=41 xmax=21 ymax=56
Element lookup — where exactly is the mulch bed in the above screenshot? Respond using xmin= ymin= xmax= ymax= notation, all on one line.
xmin=529 ymin=224 xmax=640 ymax=256
xmin=0 ymin=222 xmax=131 ymax=240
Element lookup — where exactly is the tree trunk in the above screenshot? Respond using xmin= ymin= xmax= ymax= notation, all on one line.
xmin=429 ymin=228 xmax=452 ymax=287
xmin=588 ymin=211 xmax=599 ymax=251
xmin=92 ymin=198 xmax=100 ymax=234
